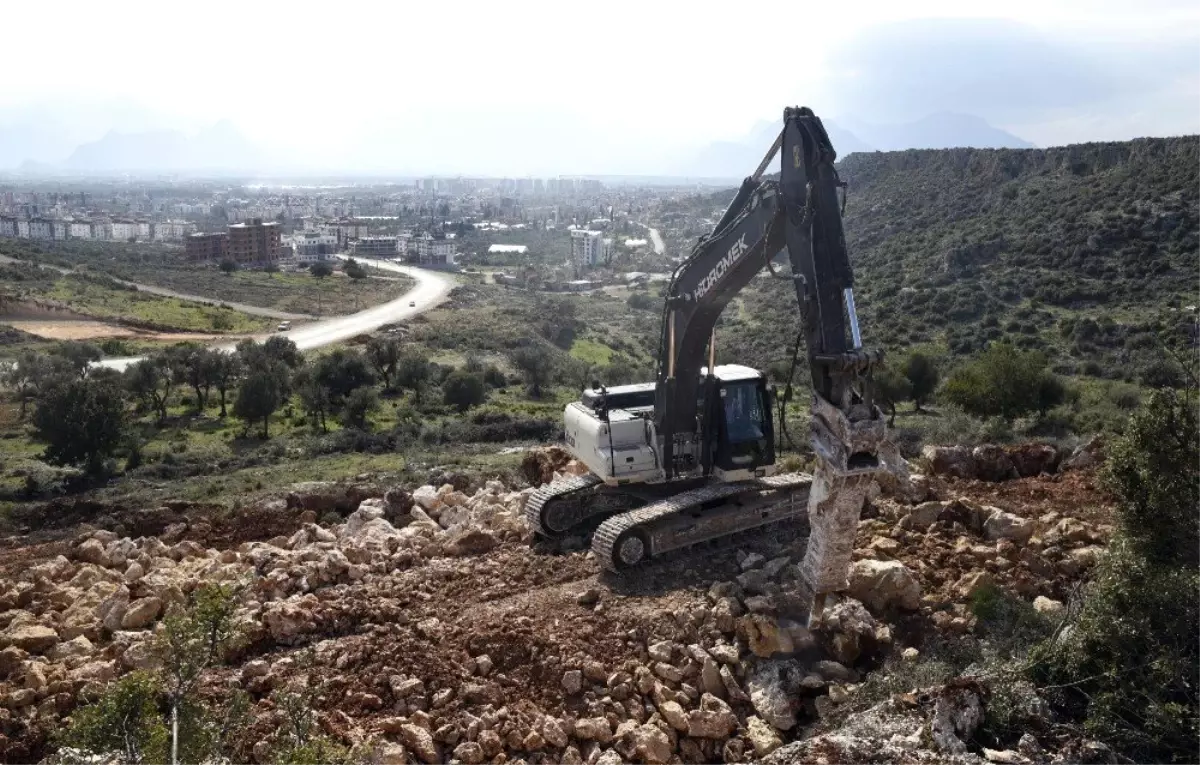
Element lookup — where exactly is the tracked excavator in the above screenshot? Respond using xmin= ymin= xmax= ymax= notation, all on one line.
xmin=526 ymin=107 xmax=889 ymax=610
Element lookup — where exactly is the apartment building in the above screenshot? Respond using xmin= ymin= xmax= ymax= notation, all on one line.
xmin=185 ymin=232 xmax=229 ymax=262
xmin=289 ymin=230 xmax=338 ymax=260
xmin=226 ymin=218 xmax=281 ymax=265
xmin=570 ymin=228 xmax=607 ymax=267
xmin=351 ymin=236 xmax=399 ymax=258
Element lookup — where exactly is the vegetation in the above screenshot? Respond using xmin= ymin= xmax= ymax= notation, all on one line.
xmin=32 ymin=374 xmax=126 ymax=474
xmin=1031 ymin=389 xmax=1199 ymax=763
xmin=940 ymin=342 xmax=1065 ymax=421
xmin=57 ymin=584 xmax=250 ymax=765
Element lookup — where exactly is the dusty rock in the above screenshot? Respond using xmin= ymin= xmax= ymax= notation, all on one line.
xmin=0 ymin=646 xmax=29 ymax=678
xmin=744 ymin=715 xmax=783 ymax=757
xmin=377 ymin=743 xmax=410 ymax=764
xmin=931 ymin=681 xmax=985 ymax=754
xmin=542 ymin=716 xmax=570 ymax=748
xmin=1062 ymin=435 xmax=1103 ymax=471
xmin=451 ymin=743 xmax=484 ymax=765
xmin=902 ymin=647 xmax=920 ymax=661
xmin=923 ymin=445 xmax=976 ymax=479
xmin=955 ymin=571 xmax=995 ymax=598
xmin=1007 ymin=443 xmax=1060 ymax=477
xmin=1033 ymin=596 xmax=1065 ymax=617
xmin=848 ymin=559 xmax=921 ymax=612
xmin=739 ymin=552 xmax=766 ymax=571
xmin=700 ymin=657 xmax=724 ymax=698
xmin=632 ymin=724 xmax=672 ymax=764
xmin=399 ymin=723 xmax=441 ymax=763
xmin=719 ymin=665 xmax=749 ymax=702
xmin=972 ymin=445 xmax=1017 ymax=482
xmin=686 ymin=693 xmax=737 ymax=738
xmin=984 ymin=510 xmax=1034 ymax=543
xmin=647 ymin=640 xmax=674 ymax=663
xmin=900 ymin=501 xmax=945 ymax=530
xmin=562 ymin=669 xmax=583 ymax=694
xmin=658 ymin=700 xmax=688 ymax=732
xmin=2 ymin=624 xmax=59 ymax=654
xmin=746 ymin=660 xmax=802 ymax=731
xmin=574 ymin=717 xmax=613 ymax=744
xmin=738 ymin=615 xmax=793 ymax=658
xmin=120 ymin=597 xmax=162 ymax=630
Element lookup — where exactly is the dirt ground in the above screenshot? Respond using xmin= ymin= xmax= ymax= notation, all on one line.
xmin=4 ymin=319 xmax=248 ymax=343
xmin=0 ymin=461 xmax=1115 ymax=764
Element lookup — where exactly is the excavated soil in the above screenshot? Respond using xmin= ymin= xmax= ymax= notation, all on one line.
xmin=0 ymin=461 xmax=1115 ymax=764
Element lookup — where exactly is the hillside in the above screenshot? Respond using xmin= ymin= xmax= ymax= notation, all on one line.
xmin=717 ymin=136 xmax=1198 ymax=381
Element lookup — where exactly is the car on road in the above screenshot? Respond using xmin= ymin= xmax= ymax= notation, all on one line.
xmin=277 ymin=321 xmax=291 ymax=331
xmin=409 ymin=301 xmax=416 ymax=307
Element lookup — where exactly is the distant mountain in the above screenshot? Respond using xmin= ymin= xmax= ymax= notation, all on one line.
xmin=679 ymin=118 xmax=875 ymax=179
xmin=682 ymin=112 xmax=1034 ymax=177
xmin=839 ymin=112 xmax=1035 ymax=151
xmin=63 ymin=120 xmax=277 ymax=174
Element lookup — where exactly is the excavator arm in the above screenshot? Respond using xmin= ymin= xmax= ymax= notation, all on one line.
xmin=656 ymin=106 xmax=888 ymax=614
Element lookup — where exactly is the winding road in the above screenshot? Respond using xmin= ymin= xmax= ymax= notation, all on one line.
xmin=97 ymin=259 xmax=455 ymax=371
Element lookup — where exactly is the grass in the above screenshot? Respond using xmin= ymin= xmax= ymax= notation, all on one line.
xmin=44 ymin=275 xmax=274 ymax=333
xmin=569 ymin=338 xmax=615 ymax=365
xmin=84 ymin=264 xmax=415 ymax=317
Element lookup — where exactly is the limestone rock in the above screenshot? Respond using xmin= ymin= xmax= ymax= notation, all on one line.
xmin=1007 ymin=443 xmax=1060 ymax=477
xmin=2 ymin=624 xmax=58 ymax=654
xmin=399 ymin=723 xmax=441 ymax=764
xmin=847 ymin=559 xmax=921 ymax=612
xmin=686 ymin=693 xmax=737 ymax=738
xmin=744 ymin=716 xmax=783 ymax=757
xmin=658 ymin=700 xmax=688 ymax=732
xmin=120 ymin=597 xmax=162 ymax=630
xmin=922 ymin=445 xmax=976 ymax=479
xmin=574 ymin=717 xmax=613 ymax=744
xmin=632 ymin=724 xmax=672 ymax=765
xmin=746 ymin=660 xmax=803 ymax=731
xmin=984 ymin=510 xmax=1034 ymax=543
xmin=1033 ymin=596 xmax=1065 ymax=617
xmin=972 ymin=445 xmax=1017 ymax=482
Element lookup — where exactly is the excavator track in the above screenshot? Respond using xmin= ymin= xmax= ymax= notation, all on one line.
xmin=523 ymin=474 xmax=604 ymax=538
xmin=592 ymin=472 xmax=812 ymax=572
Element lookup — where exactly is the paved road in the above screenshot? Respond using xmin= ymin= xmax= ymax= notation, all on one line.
xmin=0 ymin=254 xmax=311 ymax=320
xmin=634 ymin=223 xmax=665 ymax=255
xmin=97 ymin=261 xmax=455 ymax=371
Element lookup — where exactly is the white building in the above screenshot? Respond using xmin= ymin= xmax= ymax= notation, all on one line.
xmin=29 ymin=219 xmax=54 ymax=240
xmin=91 ymin=221 xmax=112 ymax=240
xmin=571 ymin=229 xmax=607 ymax=267
xmin=16 ymin=220 xmax=30 ymax=238
xmin=411 ymin=233 xmax=456 ymax=266
xmin=0 ymin=217 xmax=16 ymax=238
xmin=52 ymin=220 xmax=68 ymax=240
xmin=136 ymin=222 xmax=152 ymax=240
xmin=111 ymin=221 xmax=138 ymax=241
xmin=289 ymin=231 xmax=338 ymax=260
xmin=69 ymin=221 xmax=93 ymax=240
xmin=153 ymin=220 xmax=194 ymax=241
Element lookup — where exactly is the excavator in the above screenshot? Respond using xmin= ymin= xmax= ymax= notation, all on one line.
xmin=526 ymin=107 xmax=889 ymax=606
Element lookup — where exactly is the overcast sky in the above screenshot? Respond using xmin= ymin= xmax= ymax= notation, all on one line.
xmin=2 ymin=0 xmax=1197 ymax=175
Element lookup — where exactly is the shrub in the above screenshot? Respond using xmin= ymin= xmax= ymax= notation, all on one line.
xmin=1031 ymin=390 xmax=1199 ymax=763
xmin=941 ymin=342 xmax=1064 ymax=422
xmin=442 ymin=370 xmax=486 ymax=412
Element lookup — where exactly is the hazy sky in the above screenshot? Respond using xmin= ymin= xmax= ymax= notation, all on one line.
xmin=2 ymin=0 xmax=1197 ymax=175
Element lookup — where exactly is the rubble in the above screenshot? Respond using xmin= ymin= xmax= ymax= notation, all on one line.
xmin=0 ymin=453 xmax=1120 ymax=765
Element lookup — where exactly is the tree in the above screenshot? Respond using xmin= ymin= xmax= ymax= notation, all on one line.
xmin=313 ymin=349 xmax=374 ymax=405
xmin=900 ymin=352 xmax=939 ymax=411
xmin=153 ymin=583 xmax=244 ymax=765
xmin=32 ymin=375 xmax=126 ymax=475
xmin=874 ymin=364 xmax=912 ymax=426
xmin=212 ymin=353 xmax=242 ymax=417
xmin=219 ymin=259 xmax=239 ymax=275
xmin=168 ymin=344 xmax=221 ymax=413
xmin=295 ymin=368 xmax=332 ymax=432
xmin=126 ymin=356 xmax=174 ymax=424
xmin=57 ymin=671 xmax=169 ymax=764
xmin=511 ymin=345 xmax=555 ymax=398
xmin=627 ymin=291 xmax=657 ymax=311
xmin=343 ymin=258 xmax=367 ymax=280
xmin=1 ymin=351 xmax=71 ymax=420
xmin=233 ymin=361 xmax=286 ymax=438
xmin=364 ymin=336 xmax=401 ymax=390
xmin=941 ymin=342 xmax=1064 ymax=421
xmin=395 ymin=350 xmax=432 ymax=403
xmin=309 ymin=261 xmax=333 ymax=278
xmin=262 ymin=335 xmax=304 ymax=371
xmin=340 ymin=387 xmax=379 ymax=430
xmin=442 ymin=370 xmax=486 ymax=411
xmin=53 ymin=340 xmax=102 ymax=376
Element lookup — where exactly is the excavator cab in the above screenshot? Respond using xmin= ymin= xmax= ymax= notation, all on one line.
xmin=702 ymin=365 xmax=776 ymax=480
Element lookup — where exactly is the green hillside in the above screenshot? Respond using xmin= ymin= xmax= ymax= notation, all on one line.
xmin=716 ymin=136 xmax=1198 ymax=382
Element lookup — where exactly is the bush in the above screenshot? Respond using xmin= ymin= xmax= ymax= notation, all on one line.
xmin=941 ymin=342 xmax=1065 ymax=422
xmin=442 ymin=370 xmax=487 ymax=412
xmin=1031 ymin=390 xmax=1199 ymax=763
xmin=56 ymin=671 xmax=169 ymax=764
